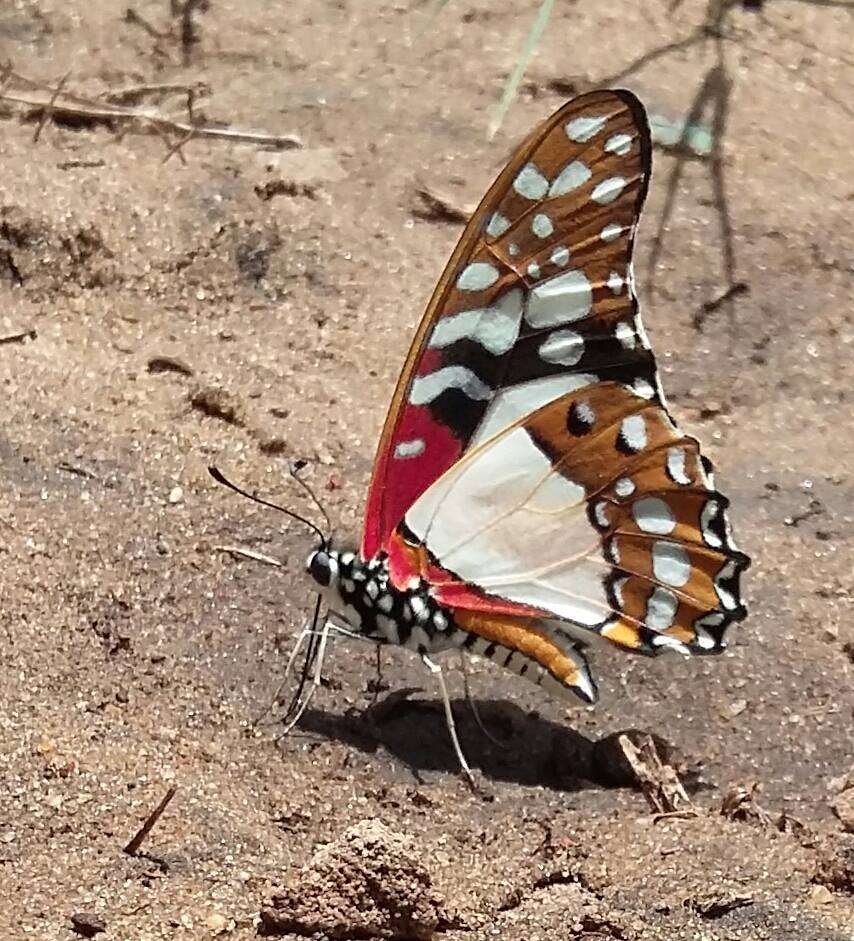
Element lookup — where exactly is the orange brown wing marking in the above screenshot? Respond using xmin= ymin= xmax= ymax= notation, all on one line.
xmin=454 ymin=609 xmax=583 ymax=692
xmin=522 ymin=384 xmax=748 ymax=653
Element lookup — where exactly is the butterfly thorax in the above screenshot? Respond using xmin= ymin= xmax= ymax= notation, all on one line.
xmin=306 ymin=548 xmax=457 ymax=654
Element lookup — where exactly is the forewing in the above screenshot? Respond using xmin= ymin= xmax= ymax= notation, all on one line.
xmin=401 ymin=382 xmax=750 ymax=656
xmin=362 ymin=89 xmax=652 ymax=558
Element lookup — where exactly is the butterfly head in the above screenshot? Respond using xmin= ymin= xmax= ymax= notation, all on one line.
xmin=306 ymin=547 xmax=338 ymax=589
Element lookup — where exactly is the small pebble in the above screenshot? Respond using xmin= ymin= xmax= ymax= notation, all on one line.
xmin=168 ymin=486 xmax=183 ymax=505
xmin=720 ymin=699 xmax=748 ymax=721
xmin=809 ymin=885 xmax=833 ymax=905
xmin=206 ymin=912 xmax=228 ymax=933
xmin=70 ymin=912 xmax=106 ymax=938
xmin=831 ymin=788 xmax=854 ymax=833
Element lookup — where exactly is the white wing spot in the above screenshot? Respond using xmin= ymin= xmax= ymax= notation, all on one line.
xmin=605 ymin=132 xmax=633 ymax=155
xmin=650 ymin=634 xmax=690 ymax=655
xmin=429 ymin=288 xmax=523 ymax=356
xmin=615 ymin=477 xmax=635 ymax=498
xmin=486 ymin=212 xmax=510 ymax=238
xmin=457 ymin=262 xmax=499 ymax=292
xmin=527 ymin=261 xmax=541 ymax=280
xmin=594 ymin=501 xmax=610 ymax=529
xmin=565 ymin=115 xmax=607 ymax=142
xmin=600 ymin=222 xmax=623 ymax=242
xmin=701 ymin=501 xmax=724 ymax=547
xmin=551 ymin=246 xmax=570 ymax=267
xmin=694 ymin=611 xmax=724 ymax=650
xmin=592 ymin=176 xmax=628 ymax=205
xmin=394 ymin=438 xmax=425 ymax=459
xmin=619 ymin=413 xmax=647 ymax=452
xmin=549 ymin=160 xmax=591 ymax=197
xmin=525 ymin=269 xmax=592 ymax=328
xmin=514 ymin=162 xmax=549 ymax=200
xmin=632 ymin=496 xmax=676 ymax=535
xmin=666 ymin=447 xmax=692 ymax=485
xmin=615 ymin=321 xmax=636 ymax=350
xmin=531 ymin=213 xmax=554 ymax=238
xmin=576 ymin=401 xmax=596 ymax=426
xmin=646 ymin=586 xmax=678 ymax=630
xmin=653 ymin=541 xmax=692 ymax=587
xmin=631 ymin=378 xmax=656 ymax=400
xmin=538 ymin=329 xmax=585 ymax=366
xmin=715 ymin=560 xmax=739 ymax=610
xmin=409 ymin=366 xmax=492 ymax=405
xmin=607 ymin=270 xmax=625 ymax=294
xmin=508 ymin=242 xmax=519 ymax=256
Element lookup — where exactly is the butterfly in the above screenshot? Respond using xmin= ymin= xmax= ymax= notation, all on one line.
xmin=219 ymin=89 xmax=749 ymax=785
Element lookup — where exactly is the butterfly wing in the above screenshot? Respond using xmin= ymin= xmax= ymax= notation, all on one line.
xmin=362 ymin=89 xmax=653 ymax=559
xmin=400 ymin=380 xmax=749 ymax=659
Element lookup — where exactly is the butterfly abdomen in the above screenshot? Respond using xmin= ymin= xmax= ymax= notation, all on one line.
xmin=454 ymin=609 xmax=598 ymax=704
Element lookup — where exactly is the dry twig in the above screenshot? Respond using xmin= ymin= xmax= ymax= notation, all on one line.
xmin=618 ymin=733 xmax=694 ymax=815
xmin=0 ymin=328 xmax=36 ymax=345
xmin=720 ymin=781 xmax=773 ymax=826
xmin=411 ymin=183 xmax=472 ymax=224
xmin=0 ymin=66 xmax=301 ymax=154
xmin=123 ymin=786 xmax=177 ymax=856
xmin=214 ymin=545 xmax=283 ymax=567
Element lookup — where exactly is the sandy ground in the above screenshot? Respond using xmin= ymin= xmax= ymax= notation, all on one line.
xmin=1 ymin=1 xmax=853 ymax=938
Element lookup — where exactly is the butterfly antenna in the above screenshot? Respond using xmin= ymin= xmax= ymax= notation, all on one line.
xmin=208 ymin=466 xmax=327 ymax=549
xmin=289 ymin=459 xmax=333 ymax=539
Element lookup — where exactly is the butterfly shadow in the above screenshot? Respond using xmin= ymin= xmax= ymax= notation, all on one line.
xmin=290 ymin=691 xmax=627 ymax=791
xmin=596 ymin=0 xmax=854 ymax=333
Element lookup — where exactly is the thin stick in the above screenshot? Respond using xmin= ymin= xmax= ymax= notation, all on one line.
xmin=32 ymin=69 xmax=70 ymax=143
xmin=0 ymin=328 xmax=36 ymax=345
xmin=162 ymin=127 xmax=195 ymax=164
xmin=123 ymin=786 xmax=177 ymax=855
xmin=101 ymin=83 xmax=207 ymax=104
xmin=214 ymin=545 xmax=283 ymax=567
xmin=369 ymin=646 xmax=384 ymax=708
xmin=0 ymin=69 xmax=301 ymax=151
xmin=487 ymin=0 xmax=555 ymax=140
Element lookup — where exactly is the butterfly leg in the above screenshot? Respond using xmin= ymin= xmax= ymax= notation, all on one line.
xmin=254 ymin=620 xmax=317 ymax=727
xmin=421 ymin=654 xmax=479 ymax=792
xmin=277 ymin=616 xmax=333 ymax=738
xmin=458 ymin=651 xmax=510 ymax=749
